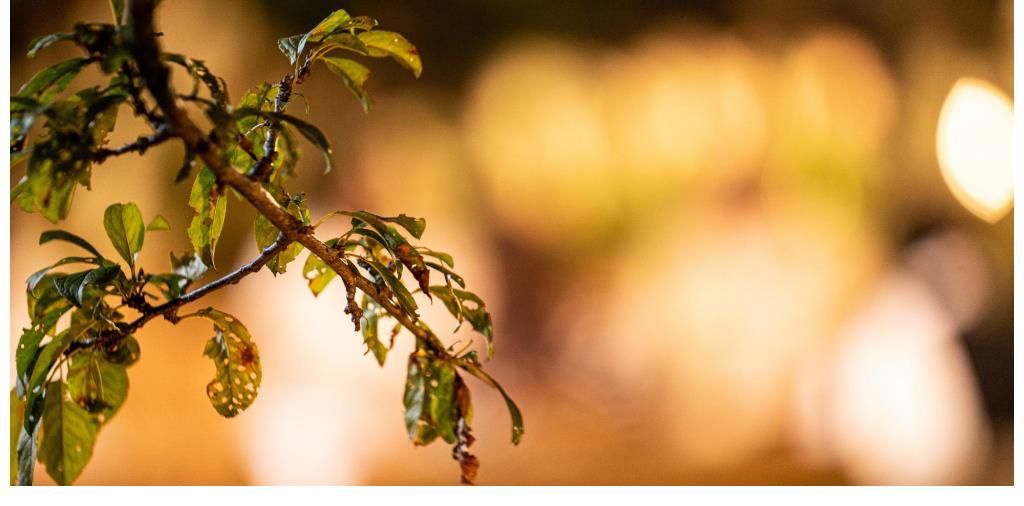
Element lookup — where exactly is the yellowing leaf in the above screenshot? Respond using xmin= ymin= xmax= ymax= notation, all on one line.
xmin=103 ymin=202 xmax=145 ymax=269
xmin=146 ymin=214 xmax=170 ymax=232
xmin=39 ymin=381 xmax=99 ymax=485
xmin=197 ymin=309 xmax=261 ymax=418
xmin=357 ymin=30 xmax=422 ymax=78
xmin=186 ymin=167 xmax=228 ymax=269
xmin=321 ymin=57 xmax=373 ymax=112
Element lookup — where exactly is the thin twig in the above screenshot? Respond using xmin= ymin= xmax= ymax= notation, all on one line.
xmin=93 ymin=126 xmax=172 ymax=163
xmin=248 ymin=72 xmax=294 ymax=181
xmin=122 ymin=235 xmax=292 ymax=333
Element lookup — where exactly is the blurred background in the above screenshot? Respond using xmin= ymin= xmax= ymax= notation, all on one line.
xmin=9 ymin=0 xmax=1013 ymax=485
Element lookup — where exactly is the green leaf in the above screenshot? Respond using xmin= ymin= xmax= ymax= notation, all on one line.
xmin=357 ymin=30 xmax=422 ymax=78
xmin=425 ymin=260 xmax=465 ymax=288
xmin=26 ymin=273 xmax=73 ymax=328
xmin=403 ymin=352 xmax=436 ymax=445
xmin=86 ymin=93 xmax=125 ymax=145
xmin=302 ymin=252 xmax=336 ymax=296
xmin=187 ymin=167 xmax=228 ymax=269
xmin=417 ymin=247 xmax=454 ymax=268
xmin=102 ymin=335 xmax=141 ymax=367
xmin=22 ymin=156 xmax=79 ymax=223
xmin=342 ymin=210 xmax=426 ymax=240
xmin=39 ymin=230 xmax=103 ymax=258
xmin=429 ymin=362 xmax=458 ymax=443
xmin=360 ymin=297 xmax=388 ymax=366
xmin=103 ymin=202 xmax=145 ymax=269
xmin=146 ymin=273 xmax=187 ymax=300
xmin=277 ymin=34 xmax=303 ymax=64
xmin=314 ymin=32 xmax=370 ymax=59
xmin=232 ymin=108 xmax=333 ymax=172
xmin=17 ymin=57 xmax=91 ymax=102
xmin=27 ymin=32 xmax=73 ymax=58
xmin=360 ymin=257 xmax=418 ymax=315
xmin=196 ymin=309 xmax=262 ymax=417
xmin=66 ymin=351 xmax=129 ymax=420
xmin=39 ymin=381 xmax=99 ymax=485
xmin=10 ymin=390 xmax=24 ymax=485
xmin=428 ymin=286 xmax=464 ymax=330
xmin=16 ymin=407 xmax=40 ymax=485
xmin=53 ymin=265 xmax=120 ymax=307
xmin=27 ymin=258 xmax=99 ymax=294
xmin=429 ymin=286 xmax=493 ymax=358
xmin=146 ymin=214 xmax=170 ymax=232
xmin=458 ymin=359 xmax=524 ymax=445
xmin=254 ymin=198 xmax=307 ymax=275
xmin=283 ymin=118 xmax=333 ymax=173
xmin=170 ymin=251 xmax=208 ymax=281
xmin=344 ymin=16 xmax=379 ymax=31
xmin=297 ymin=9 xmax=353 ymax=62
xmin=403 ymin=351 xmax=460 ymax=445
xmin=16 ymin=328 xmax=47 ymax=397
xmin=321 ymin=57 xmax=373 ymax=112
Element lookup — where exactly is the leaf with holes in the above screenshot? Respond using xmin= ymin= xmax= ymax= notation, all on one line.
xmin=302 ymin=251 xmax=336 ymax=296
xmin=197 ymin=309 xmax=261 ymax=418
xmin=403 ymin=349 xmax=460 ymax=445
xmin=360 ymin=296 xmax=388 ymax=366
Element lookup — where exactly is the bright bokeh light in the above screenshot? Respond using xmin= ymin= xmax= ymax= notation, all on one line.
xmin=936 ymin=78 xmax=1014 ymax=222
xmin=826 ymin=270 xmax=989 ymax=484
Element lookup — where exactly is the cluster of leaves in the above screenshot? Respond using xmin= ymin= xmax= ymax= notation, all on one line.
xmin=11 ymin=201 xmax=229 ymax=485
xmin=10 ymin=2 xmax=521 ymax=486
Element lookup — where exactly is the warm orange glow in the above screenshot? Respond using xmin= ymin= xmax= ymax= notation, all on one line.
xmin=936 ymin=78 xmax=1014 ymax=222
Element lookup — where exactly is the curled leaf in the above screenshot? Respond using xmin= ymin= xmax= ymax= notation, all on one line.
xmin=39 ymin=230 xmax=103 ymax=258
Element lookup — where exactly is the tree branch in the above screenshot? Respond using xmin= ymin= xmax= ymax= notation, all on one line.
xmin=124 ymin=235 xmax=292 ymax=333
xmin=126 ymin=0 xmax=448 ymax=354
xmin=93 ymin=125 xmax=172 ymax=163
